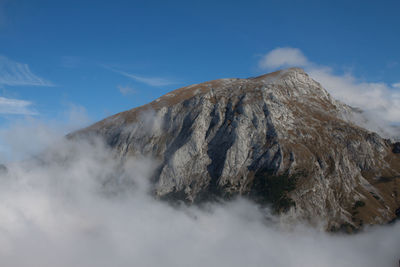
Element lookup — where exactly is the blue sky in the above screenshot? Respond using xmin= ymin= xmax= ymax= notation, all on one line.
xmin=0 ymin=0 xmax=399 ymax=128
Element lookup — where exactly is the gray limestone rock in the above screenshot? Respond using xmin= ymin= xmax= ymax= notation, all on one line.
xmin=73 ymin=68 xmax=400 ymax=231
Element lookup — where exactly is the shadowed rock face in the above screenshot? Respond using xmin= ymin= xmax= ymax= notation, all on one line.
xmin=74 ymin=68 xmax=400 ymax=231
xmin=393 ymin=143 xmax=400 ymax=154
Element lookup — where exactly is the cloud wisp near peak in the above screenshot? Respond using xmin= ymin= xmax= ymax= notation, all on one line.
xmin=258 ymin=47 xmax=400 ymax=138
xmin=104 ymin=65 xmax=178 ymax=87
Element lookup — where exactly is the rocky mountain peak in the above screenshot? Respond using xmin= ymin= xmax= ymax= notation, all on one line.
xmin=74 ymin=68 xmax=400 ymax=232
xmin=251 ymin=67 xmax=309 ymax=84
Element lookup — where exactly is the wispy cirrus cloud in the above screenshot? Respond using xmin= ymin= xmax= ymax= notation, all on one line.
xmin=0 ymin=96 xmax=37 ymax=115
xmin=105 ymin=66 xmax=178 ymax=87
xmin=0 ymin=55 xmax=53 ymax=86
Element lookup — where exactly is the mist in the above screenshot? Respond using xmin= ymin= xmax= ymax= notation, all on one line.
xmin=0 ymin=119 xmax=399 ymax=267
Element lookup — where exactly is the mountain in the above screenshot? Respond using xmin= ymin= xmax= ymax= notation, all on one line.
xmin=73 ymin=68 xmax=400 ymax=231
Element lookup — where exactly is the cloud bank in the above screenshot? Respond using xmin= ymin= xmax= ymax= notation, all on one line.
xmin=259 ymin=47 xmax=400 ymax=138
xmin=0 ymin=105 xmax=90 ymax=162
xmin=0 ymin=55 xmax=53 ymax=87
xmin=0 ymin=117 xmax=398 ymax=267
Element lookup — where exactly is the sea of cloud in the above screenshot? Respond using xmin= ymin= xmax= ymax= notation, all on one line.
xmin=0 ymin=116 xmax=398 ymax=267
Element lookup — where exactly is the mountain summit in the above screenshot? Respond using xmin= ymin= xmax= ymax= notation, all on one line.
xmin=75 ymin=68 xmax=400 ymax=231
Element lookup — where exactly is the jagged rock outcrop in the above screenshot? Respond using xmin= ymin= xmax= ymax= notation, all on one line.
xmin=74 ymin=68 xmax=400 ymax=231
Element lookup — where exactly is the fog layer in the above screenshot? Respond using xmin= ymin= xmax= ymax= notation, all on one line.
xmin=0 ymin=123 xmax=398 ymax=267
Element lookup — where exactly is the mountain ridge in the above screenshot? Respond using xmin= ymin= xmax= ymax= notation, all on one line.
xmin=72 ymin=68 xmax=400 ymax=231
xmin=82 ymin=68 xmax=344 ymax=130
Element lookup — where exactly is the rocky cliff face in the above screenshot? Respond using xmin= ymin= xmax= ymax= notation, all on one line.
xmin=74 ymin=68 xmax=400 ymax=231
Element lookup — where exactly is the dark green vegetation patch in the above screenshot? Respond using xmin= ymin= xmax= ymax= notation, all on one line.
xmin=250 ymin=170 xmax=300 ymax=213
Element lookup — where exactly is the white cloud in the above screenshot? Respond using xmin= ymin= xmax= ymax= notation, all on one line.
xmin=118 ymin=85 xmax=136 ymax=96
xmin=307 ymin=67 xmax=400 ymax=124
xmin=0 ymin=104 xmax=90 ymax=161
xmin=0 ymin=96 xmax=37 ymax=115
xmin=0 ymin=55 xmax=53 ymax=86
xmin=259 ymin=47 xmax=400 ymax=137
xmin=258 ymin=47 xmax=309 ymax=69
xmin=0 ymin=119 xmax=398 ymax=267
xmin=105 ymin=66 xmax=177 ymax=87
xmin=122 ymin=72 xmax=176 ymax=87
